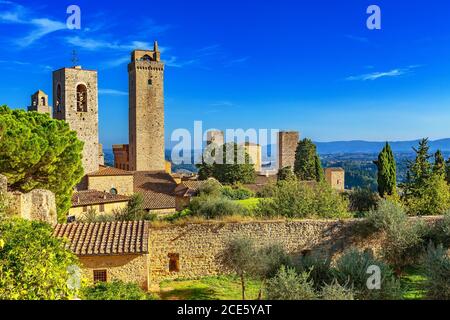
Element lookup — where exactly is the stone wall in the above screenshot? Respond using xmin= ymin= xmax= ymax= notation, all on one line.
xmin=128 ymin=50 xmax=165 ymax=172
xmin=88 ymin=175 xmax=134 ymax=195
xmin=0 ymin=174 xmax=57 ymax=224
xmin=278 ymin=131 xmax=299 ymax=170
xmin=148 ymin=219 xmax=381 ymax=286
xmin=79 ymin=254 xmax=149 ymax=290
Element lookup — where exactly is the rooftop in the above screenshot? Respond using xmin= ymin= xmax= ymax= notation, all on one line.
xmin=88 ymin=165 xmax=133 ymax=177
xmin=72 ymin=190 xmax=130 ymax=207
xmin=133 ymin=171 xmax=177 ymax=210
xmin=53 ymin=221 xmax=149 ymax=256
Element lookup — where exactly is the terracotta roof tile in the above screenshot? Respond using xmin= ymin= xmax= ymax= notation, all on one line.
xmin=53 ymin=221 xmax=149 ymax=256
xmin=72 ymin=190 xmax=130 ymax=207
xmin=88 ymin=165 xmax=133 ymax=177
xmin=133 ymin=171 xmax=177 ymax=210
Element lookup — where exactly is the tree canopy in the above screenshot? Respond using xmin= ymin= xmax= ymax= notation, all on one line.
xmin=294 ymin=138 xmax=324 ymax=182
xmin=0 ymin=106 xmax=84 ymax=220
xmin=374 ymin=142 xmax=397 ymax=197
xmin=197 ymin=142 xmax=256 ymax=184
xmin=0 ymin=218 xmax=80 ymax=300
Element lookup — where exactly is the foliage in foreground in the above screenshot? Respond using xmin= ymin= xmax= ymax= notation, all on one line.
xmin=0 ymin=218 xmax=79 ymax=300
xmin=365 ymin=200 xmax=426 ymax=270
xmin=294 ymin=138 xmax=324 ymax=182
xmin=81 ymin=280 xmax=154 ymax=300
xmin=0 ymin=106 xmax=84 ymax=221
xmin=255 ymin=178 xmax=350 ymax=219
xmin=333 ymin=248 xmax=402 ymax=300
xmin=422 ymin=243 xmax=450 ymax=300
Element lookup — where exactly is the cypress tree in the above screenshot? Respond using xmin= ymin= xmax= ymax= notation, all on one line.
xmin=374 ymin=142 xmax=397 ymax=197
xmin=294 ymin=138 xmax=323 ymax=182
xmin=433 ymin=150 xmax=446 ymax=177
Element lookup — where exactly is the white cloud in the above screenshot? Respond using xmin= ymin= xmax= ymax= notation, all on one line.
xmin=99 ymin=89 xmax=127 ymax=96
xmin=346 ymin=65 xmax=421 ymax=81
xmin=0 ymin=2 xmax=66 ymax=47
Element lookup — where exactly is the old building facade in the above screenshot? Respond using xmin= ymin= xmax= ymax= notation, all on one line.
xmin=52 ymin=66 xmax=99 ymax=175
xmin=128 ymin=42 xmax=165 ymax=172
xmin=278 ymin=131 xmax=299 ymax=170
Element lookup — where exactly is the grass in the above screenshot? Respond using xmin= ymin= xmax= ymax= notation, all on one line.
xmin=158 ymin=275 xmax=262 ymax=300
xmin=400 ymin=266 xmax=427 ymax=300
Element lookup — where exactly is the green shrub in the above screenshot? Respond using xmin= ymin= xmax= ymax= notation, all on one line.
xmin=366 ymin=200 xmax=426 ymax=270
xmin=112 ymin=194 xmax=156 ymax=221
xmin=333 ymin=248 xmax=401 ymax=300
xmin=265 ymin=266 xmax=317 ymax=300
xmin=422 ymin=243 xmax=450 ymax=300
xmin=255 ymin=179 xmax=349 ymax=219
xmin=81 ymin=280 xmax=155 ymax=300
xmin=221 ymin=185 xmax=255 ymax=200
xmin=198 ymin=178 xmax=223 ymax=197
xmin=294 ymin=251 xmax=333 ymax=290
xmin=0 ymin=218 xmax=79 ymax=300
xmin=424 ymin=210 xmax=450 ymax=248
xmin=320 ymin=281 xmax=354 ymax=300
xmin=190 ymin=196 xmax=247 ymax=219
xmin=277 ymin=166 xmax=296 ymax=182
xmin=347 ymin=188 xmax=380 ymax=214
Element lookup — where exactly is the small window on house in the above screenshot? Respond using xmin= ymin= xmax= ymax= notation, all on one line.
xmin=168 ymin=253 xmax=180 ymax=272
xmin=82 ymin=206 xmax=88 ymax=212
xmin=148 ymin=79 xmax=152 ymax=86
xmin=110 ymin=188 xmax=118 ymax=195
xmin=99 ymin=204 xmax=105 ymax=213
xmin=41 ymin=97 xmax=46 ymax=106
xmin=93 ymin=270 xmax=107 ymax=283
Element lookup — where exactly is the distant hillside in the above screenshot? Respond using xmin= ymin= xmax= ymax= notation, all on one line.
xmin=315 ymin=139 xmax=450 ymax=154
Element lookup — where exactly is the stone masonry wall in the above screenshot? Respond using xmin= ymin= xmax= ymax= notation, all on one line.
xmin=129 ymin=56 xmax=165 ymax=172
xmin=148 ymin=219 xmax=382 ymax=286
xmin=9 ymin=190 xmax=57 ymax=225
xmin=278 ymin=131 xmax=299 ymax=170
xmin=88 ymin=175 xmax=134 ymax=195
xmin=79 ymin=254 xmax=149 ymax=290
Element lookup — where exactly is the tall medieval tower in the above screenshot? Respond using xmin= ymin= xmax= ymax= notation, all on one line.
xmin=52 ymin=66 xmax=99 ymax=175
xmin=128 ymin=41 xmax=165 ymax=172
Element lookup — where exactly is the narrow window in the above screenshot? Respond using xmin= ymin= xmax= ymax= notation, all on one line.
xmin=82 ymin=206 xmax=87 ymax=212
xmin=93 ymin=270 xmax=107 ymax=283
xmin=168 ymin=253 xmax=180 ymax=272
xmin=41 ymin=97 xmax=46 ymax=106
xmin=148 ymin=79 xmax=152 ymax=86
xmin=56 ymin=84 xmax=62 ymax=112
xmin=76 ymin=84 xmax=88 ymax=112
xmin=99 ymin=204 xmax=105 ymax=213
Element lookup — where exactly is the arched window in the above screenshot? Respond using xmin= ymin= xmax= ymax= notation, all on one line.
xmin=56 ymin=84 xmax=62 ymax=112
xmin=110 ymin=188 xmax=118 ymax=195
xmin=41 ymin=97 xmax=46 ymax=106
xmin=141 ymin=54 xmax=152 ymax=61
xmin=76 ymin=84 xmax=88 ymax=112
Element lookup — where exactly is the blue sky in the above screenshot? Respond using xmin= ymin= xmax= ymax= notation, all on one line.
xmin=1 ymin=0 xmax=450 ymax=149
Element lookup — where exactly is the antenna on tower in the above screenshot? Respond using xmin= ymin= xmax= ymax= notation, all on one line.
xmin=71 ymin=49 xmax=79 ymax=66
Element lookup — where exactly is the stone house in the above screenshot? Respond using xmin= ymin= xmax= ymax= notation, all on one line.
xmin=174 ymin=180 xmax=203 ymax=211
xmin=325 ymin=167 xmax=345 ymax=191
xmin=69 ymin=190 xmax=130 ymax=221
xmin=87 ymin=165 xmax=135 ymax=195
xmin=53 ymin=220 xmax=150 ymax=290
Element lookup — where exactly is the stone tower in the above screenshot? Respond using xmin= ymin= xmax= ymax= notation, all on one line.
xmin=128 ymin=41 xmax=165 ymax=172
xmin=28 ymin=90 xmax=51 ymax=116
xmin=278 ymin=131 xmax=299 ymax=170
xmin=52 ymin=66 xmax=99 ymax=175
xmin=206 ymin=130 xmax=224 ymax=146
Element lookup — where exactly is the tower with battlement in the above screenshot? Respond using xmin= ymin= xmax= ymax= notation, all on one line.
xmin=52 ymin=66 xmax=99 ymax=175
xmin=128 ymin=41 xmax=165 ymax=171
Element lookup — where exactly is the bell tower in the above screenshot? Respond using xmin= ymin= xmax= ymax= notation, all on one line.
xmin=52 ymin=65 xmax=99 ymax=175
xmin=128 ymin=41 xmax=165 ymax=171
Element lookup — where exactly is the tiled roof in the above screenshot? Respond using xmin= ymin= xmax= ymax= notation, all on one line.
xmin=174 ymin=180 xmax=203 ymax=197
xmin=54 ymin=221 xmax=149 ymax=256
xmin=133 ymin=171 xmax=177 ymax=210
xmin=72 ymin=190 xmax=130 ymax=207
xmin=88 ymin=165 xmax=133 ymax=177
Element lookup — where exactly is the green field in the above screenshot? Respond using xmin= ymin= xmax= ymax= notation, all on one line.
xmin=401 ymin=267 xmax=427 ymax=300
xmin=158 ymin=275 xmax=262 ymax=300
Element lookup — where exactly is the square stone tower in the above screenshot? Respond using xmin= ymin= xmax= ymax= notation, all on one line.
xmin=52 ymin=66 xmax=99 ymax=175
xmin=128 ymin=41 xmax=165 ymax=172
xmin=28 ymin=90 xmax=51 ymax=116
xmin=206 ymin=130 xmax=224 ymax=146
xmin=278 ymin=131 xmax=299 ymax=170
